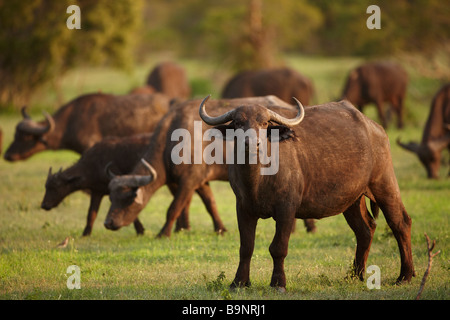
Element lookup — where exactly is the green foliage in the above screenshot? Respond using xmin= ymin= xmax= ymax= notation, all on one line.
xmin=205 ymin=271 xmax=227 ymax=291
xmin=2 ymin=1 xmax=449 ymax=110
xmin=142 ymin=0 xmax=450 ymax=71
xmin=0 ymin=0 xmax=143 ymax=108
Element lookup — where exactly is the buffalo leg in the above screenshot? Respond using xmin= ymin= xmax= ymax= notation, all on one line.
xmin=370 ymin=177 xmax=415 ymax=283
xmin=375 ymin=100 xmax=388 ymax=128
xmin=394 ymin=95 xmax=404 ymax=129
xmin=231 ymin=206 xmax=258 ymax=289
xmin=175 ymin=204 xmax=192 ymax=232
xmin=82 ymin=193 xmax=103 ymax=236
xmin=196 ymin=183 xmax=227 ymax=234
xmin=133 ymin=218 xmax=145 ymax=235
xmin=168 ymin=184 xmax=193 ymax=232
xmin=343 ymin=197 xmax=377 ymax=280
xmin=157 ymin=184 xmax=195 ymax=238
xmin=269 ymin=215 xmax=294 ymax=291
xmin=291 ymin=219 xmax=316 ymax=233
xmin=303 ymin=219 xmax=316 ymax=233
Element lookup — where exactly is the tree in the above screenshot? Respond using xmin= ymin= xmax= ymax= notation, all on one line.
xmin=0 ymin=0 xmax=143 ymax=109
xmin=164 ymin=0 xmax=323 ymax=71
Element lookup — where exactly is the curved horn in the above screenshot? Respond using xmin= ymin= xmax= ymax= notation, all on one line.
xmin=267 ymin=97 xmax=305 ymax=127
xmin=110 ymin=159 xmax=157 ymax=188
xmin=42 ymin=111 xmax=55 ymax=133
xmin=18 ymin=111 xmax=55 ymax=135
xmin=134 ymin=159 xmax=157 ymax=186
xmin=21 ymin=106 xmax=31 ymax=119
xmin=105 ymin=162 xmax=116 ymax=180
xmin=396 ymin=137 xmax=421 ymax=154
xmin=199 ymin=95 xmax=236 ymax=125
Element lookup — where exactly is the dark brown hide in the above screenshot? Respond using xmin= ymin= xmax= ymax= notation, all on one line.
xmin=222 ymin=67 xmax=314 ymax=106
xmin=41 ymin=134 xmax=152 ymax=236
xmin=342 ymin=61 xmax=408 ymax=128
xmin=200 ymin=98 xmax=415 ymax=291
xmin=146 ymin=61 xmax=191 ymax=99
xmin=104 ymin=96 xmax=315 ymax=237
xmin=4 ymin=93 xmax=171 ymax=161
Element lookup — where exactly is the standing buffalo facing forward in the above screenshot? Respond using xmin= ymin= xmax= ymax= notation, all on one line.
xmin=342 ymin=61 xmax=408 ymax=128
xmin=397 ymin=83 xmax=450 ymax=179
xmin=4 ymin=93 xmax=172 ymax=161
xmin=222 ymin=67 xmax=314 ymax=106
xmin=199 ymin=96 xmax=415 ymax=291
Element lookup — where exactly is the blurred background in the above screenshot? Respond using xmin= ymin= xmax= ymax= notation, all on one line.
xmin=0 ymin=0 xmax=449 ymax=111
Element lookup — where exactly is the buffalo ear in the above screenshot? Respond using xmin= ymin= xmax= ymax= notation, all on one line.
xmin=268 ymin=125 xmax=295 ymax=142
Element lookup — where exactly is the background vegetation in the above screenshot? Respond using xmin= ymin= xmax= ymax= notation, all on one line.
xmin=0 ymin=0 xmax=449 ymax=109
xmin=0 ymin=1 xmax=448 ymax=300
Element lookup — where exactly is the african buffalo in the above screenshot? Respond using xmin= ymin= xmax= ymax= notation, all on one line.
xmin=342 ymin=61 xmax=408 ymax=128
xmin=103 ymin=96 xmax=315 ymax=237
xmin=41 ymin=134 xmax=151 ymax=236
xmin=4 ymin=93 xmax=172 ymax=161
xmin=146 ymin=61 xmax=191 ymax=99
xmin=199 ymin=96 xmax=415 ymax=291
xmin=397 ymin=83 xmax=450 ymax=179
xmin=41 ymin=134 xmax=223 ymax=236
xmin=222 ymin=67 xmax=314 ymax=105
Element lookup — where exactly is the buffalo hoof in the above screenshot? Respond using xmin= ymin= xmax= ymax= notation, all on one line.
xmin=215 ymin=228 xmax=227 ymax=236
xmin=82 ymin=227 xmax=92 ymax=237
xmin=275 ymin=287 xmax=286 ymax=293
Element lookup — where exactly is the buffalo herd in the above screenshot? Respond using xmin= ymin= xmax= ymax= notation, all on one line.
xmin=3 ymin=60 xmax=449 ymax=291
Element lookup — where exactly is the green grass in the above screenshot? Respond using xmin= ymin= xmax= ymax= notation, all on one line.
xmin=0 ymin=55 xmax=449 ymax=300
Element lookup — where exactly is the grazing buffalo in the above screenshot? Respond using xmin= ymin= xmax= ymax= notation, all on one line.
xmin=41 ymin=134 xmax=151 ymax=236
xmin=4 ymin=93 xmax=172 ymax=161
xmin=342 ymin=61 xmax=408 ymax=128
xmin=103 ymin=96 xmax=315 ymax=237
xmin=199 ymin=96 xmax=415 ymax=291
xmin=41 ymin=134 xmax=223 ymax=236
xmin=146 ymin=61 xmax=191 ymax=99
xmin=397 ymin=83 xmax=450 ymax=179
xmin=222 ymin=67 xmax=315 ymax=105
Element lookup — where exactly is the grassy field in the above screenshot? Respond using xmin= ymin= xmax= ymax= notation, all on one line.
xmin=0 ymin=55 xmax=448 ymax=300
